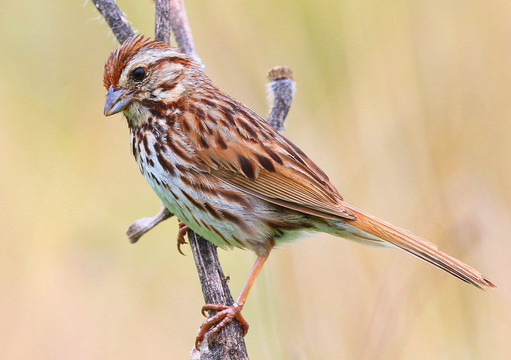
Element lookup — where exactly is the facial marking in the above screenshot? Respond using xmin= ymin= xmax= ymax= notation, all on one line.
xmin=118 ymin=48 xmax=184 ymax=88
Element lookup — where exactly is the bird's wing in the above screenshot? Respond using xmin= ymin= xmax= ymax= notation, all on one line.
xmin=180 ymin=96 xmax=355 ymax=220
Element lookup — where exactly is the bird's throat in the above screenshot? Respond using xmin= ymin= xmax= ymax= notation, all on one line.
xmin=124 ymin=102 xmax=153 ymax=128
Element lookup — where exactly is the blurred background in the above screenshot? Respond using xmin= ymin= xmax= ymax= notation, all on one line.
xmin=1 ymin=0 xmax=510 ymax=358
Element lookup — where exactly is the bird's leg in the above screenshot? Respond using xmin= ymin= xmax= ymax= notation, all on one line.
xmin=177 ymin=221 xmax=190 ymax=255
xmin=195 ymin=253 xmax=270 ymax=348
xmin=126 ymin=205 xmax=173 ymax=243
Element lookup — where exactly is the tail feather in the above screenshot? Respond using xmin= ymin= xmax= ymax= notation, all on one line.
xmin=343 ymin=203 xmax=496 ymax=289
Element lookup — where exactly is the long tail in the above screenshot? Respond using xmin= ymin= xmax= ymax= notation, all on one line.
xmin=342 ymin=203 xmax=496 ymax=289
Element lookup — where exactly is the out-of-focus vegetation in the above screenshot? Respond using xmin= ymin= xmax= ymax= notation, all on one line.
xmin=1 ymin=0 xmax=509 ymax=358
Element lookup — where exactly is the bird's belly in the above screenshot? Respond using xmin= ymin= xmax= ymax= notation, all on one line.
xmin=140 ymin=158 xmax=282 ymax=255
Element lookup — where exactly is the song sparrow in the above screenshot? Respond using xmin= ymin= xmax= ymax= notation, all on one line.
xmin=103 ymin=35 xmax=495 ymax=346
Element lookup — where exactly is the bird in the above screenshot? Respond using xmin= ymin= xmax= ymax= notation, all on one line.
xmin=102 ymin=35 xmax=495 ymax=346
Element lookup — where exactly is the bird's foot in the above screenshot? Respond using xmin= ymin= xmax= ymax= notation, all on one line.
xmin=195 ymin=302 xmax=249 ymax=348
xmin=177 ymin=221 xmax=189 ymax=255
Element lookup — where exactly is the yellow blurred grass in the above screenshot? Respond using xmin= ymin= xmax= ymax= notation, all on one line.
xmin=0 ymin=0 xmax=509 ymax=358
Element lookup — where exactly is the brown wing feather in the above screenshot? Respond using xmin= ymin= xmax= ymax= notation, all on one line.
xmin=212 ymin=169 xmax=352 ymax=219
xmin=180 ymin=94 xmax=355 ymax=220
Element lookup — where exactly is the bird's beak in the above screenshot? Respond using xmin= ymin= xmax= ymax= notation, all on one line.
xmin=104 ymin=86 xmax=134 ymax=116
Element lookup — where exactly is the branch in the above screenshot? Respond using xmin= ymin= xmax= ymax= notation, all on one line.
xmin=126 ymin=205 xmax=172 ymax=243
xmin=266 ymin=66 xmax=295 ymax=132
xmin=91 ymin=0 xmax=134 ymax=43
xmin=155 ymin=0 xmax=172 ymax=45
xmin=169 ymin=0 xmax=201 ymax=64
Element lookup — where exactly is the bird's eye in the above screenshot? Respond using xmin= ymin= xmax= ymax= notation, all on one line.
xmin=131 ymin=67 xmax=147 ymax=81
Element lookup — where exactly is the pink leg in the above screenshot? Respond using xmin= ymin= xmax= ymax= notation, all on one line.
xmin=195 ymin=253 xmax=270 ymax=348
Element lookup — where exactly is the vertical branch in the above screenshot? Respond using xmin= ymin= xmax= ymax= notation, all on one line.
xmin=155 ymin=0 xmax=172 ymax=45
xmin=91 ymin=0 xmax=134 ymax=44
xmin=266 ymin=67 xmax=295 ymax=132
xmin=169 ymin=0 xmax=201 ymax=64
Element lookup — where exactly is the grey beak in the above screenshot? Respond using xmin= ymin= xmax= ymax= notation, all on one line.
xmin=104 ymin=86 xmax=134 ymax=116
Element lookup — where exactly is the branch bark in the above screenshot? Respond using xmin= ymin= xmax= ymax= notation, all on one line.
xmin=169 ymin=0 xmax=201 ymax=64
xmin=155 ymin=0 xmax=172 ymax=45
xmin=91 ymin=0 xmax=134 ymax=44
xmin=126 ymin=205 xmax=172 ymax=243
xmin=266 ymin=67 xmax=295 ymax=132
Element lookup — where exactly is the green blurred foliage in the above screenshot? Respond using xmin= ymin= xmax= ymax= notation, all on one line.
xmin=0 ymin=0 xmax=510 ymax=359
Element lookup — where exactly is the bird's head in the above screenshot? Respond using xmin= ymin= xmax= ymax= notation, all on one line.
xmin=103 ymin=35 xmax=198 ymax=118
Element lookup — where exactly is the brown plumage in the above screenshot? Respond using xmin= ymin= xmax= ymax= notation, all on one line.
xmin=103 ymin=35 xmax=495 ymax=346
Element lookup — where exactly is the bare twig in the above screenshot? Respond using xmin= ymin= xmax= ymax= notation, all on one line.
xmin=126 ymin=205 xmax=173 ymax=243
xmin=266 ymin=66 xmax=295 ymax=132
xmin=155 ymin=0 xmax=172 ymax=45
xmin=92 ymin=0 xmax=134 ymax=43
xmin=169 ymin=0 xmax=201 ymax=64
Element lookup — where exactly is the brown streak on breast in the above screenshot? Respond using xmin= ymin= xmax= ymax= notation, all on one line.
xmin=181 ymin=190 xmax=205 ymax=211
xmin=189 ymin=212 xmax=200 ymax=226
xmin=164 ymin=136 xmax=192 ymax=163
xmin=201 ymin=98 xmax=217 ymax=108
xmin=142 ymin=133 xmax=151 ymax=155
xmin=180 ymin=118 xmax=190 ymax=132
xmin=210 ymin=226 xmax=231 ymax=246
xmin=178 ymin=175 xmax=194 ymax=191
xmin=223 ymin=111 xmax=236 ymax=127
xmin=150 ymin=173 xmax=162 ymax=186
xmin=199 ymin=219 xmax=213 ymax=231
xmin=156 ymin=153 xmax=175 ymax=176
xmin=176 ymin=164 xmax=189 ymax=173
xmin=196 ymin=182 xmax=218 ymax=196
xmin=218 ymin=190 xmax=252 ymax=208
xmin=219 ymin=209 xmax=252 ymax=234
xmin=238 ymin=118 xmax=259 ymax=139
xmin=131 ymin=140 xmax=137 ymax=157
xmin=204 ymin=202 xmax=222 ymax=220
xmin=164 ymin=185 xmax=179 ymax=200
xmin=231 ymin=235 xmax=245 ymax=247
